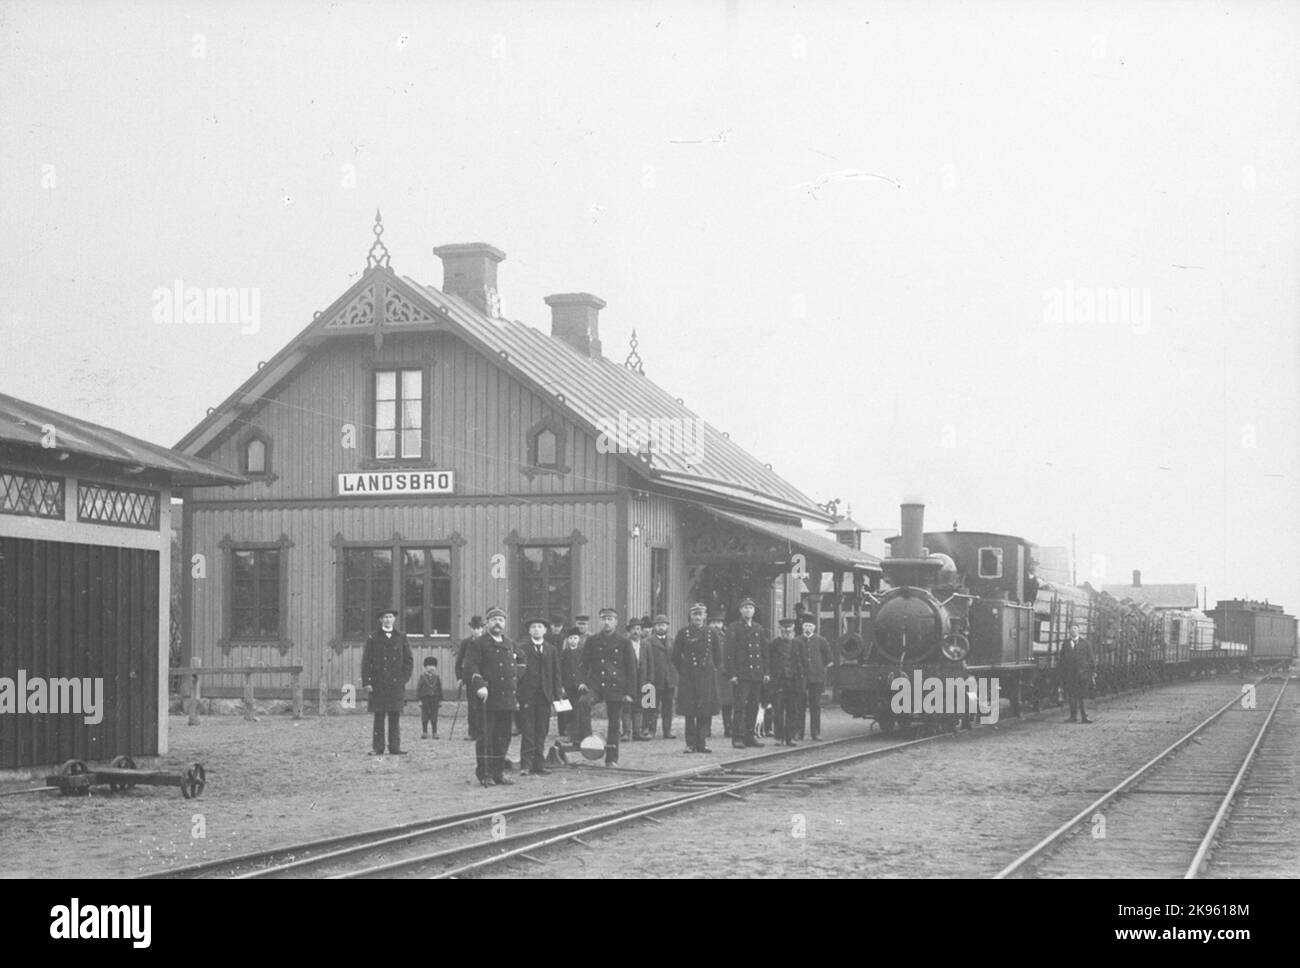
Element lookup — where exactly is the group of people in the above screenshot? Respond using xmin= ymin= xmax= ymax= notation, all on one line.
xmin=360 ymin=598 xmax=837 ymax=789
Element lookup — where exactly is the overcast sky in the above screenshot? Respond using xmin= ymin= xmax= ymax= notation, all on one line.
xmin=2 ymin=0 xmax=1296 ymax=611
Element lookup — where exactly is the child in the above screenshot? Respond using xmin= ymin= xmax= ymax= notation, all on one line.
xmin=418 ymin=657 xmax=443 ymax=738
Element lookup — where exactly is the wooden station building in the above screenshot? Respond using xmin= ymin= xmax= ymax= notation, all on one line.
xmin=175 ymin=215 xmax=881 ymax=700
xmin=0 ymin=393 xmax=242 ymax=772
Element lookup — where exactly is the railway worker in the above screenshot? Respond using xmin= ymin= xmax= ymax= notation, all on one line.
xmin=647 ymin=614 xmax=678 ymax=739
xmin=545 ymin=614 xmax=566 ymax=650
xmin=516 ymin=618 xmax=563 ymax=775
xmin=799 ymin=616 xmax=834 ymax=740
xmin=463 ymin=606 xmax=520 ymax=786
xmin=455 ymin=615 xmax=486 ymax=742
xmin=574 ymin=614 xmax=591 ymax=647
xmin=578 ymin=607 xmax=638 ymax=767
xmin=710 ymin=610 xmax=733 ymax=738
xmin=1059 ymin=624 xmax=1095 ymax=724
xmin=558 ymin=626 xmax=590 ymax=743
xmin=673 ymin=603 xmax=723 ymax=753
xmin=726 ymin=597 xmax=769 ymax=749
xmin=767 ymin=618 xmax=807 ymax=746
xmin=362 ymin=607 xmax=415 ymax=755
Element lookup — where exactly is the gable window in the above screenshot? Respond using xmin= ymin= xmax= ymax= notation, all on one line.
xmin=978 ymin=547 xmax=1003 ymax=579
xmin=231 ymin=548 xmax=281 ymax=638
xmin=374 ymin=368 xmax=423 ymax=460
xmin=523 ymin=419 xmax=569 ymax=478
xmin=535 ymin=428 xmax=558 ymax=467
xmin=246 ymin=438 xmax=266 ymax=474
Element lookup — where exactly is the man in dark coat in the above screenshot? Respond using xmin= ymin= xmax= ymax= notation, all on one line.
xmin=710 ymin=610 xmax=733 ymax=737
xmin=516 ymin=618 xmax=564 ymax=774
xmin=726 ymin=597 xmax=769 ymax=749
xmin=558 ymin=626 xmax=589 ymax=743
xmin=1058 ymin=623 xmax=1095 ymax=724
xmin=455 ymin=615 xmax=486 ymax=741
xmin=647 ymin=614 xmax=678 ymax=739
xmin=622 ymin=617 xmax=651 ymax=741
xmin=767 ymin=618 xmax=807 ymax=746
xmin=578 ymin=607 xmax=637 ymax=766
xmin=463 ymin=606 xmax=520 ymax=785
xmin=673 ymin=603 xmax=722 ymax=753
xmin=362 ymin=607 xmax=415 ymax=755
xmin=798 ymin=616 xmax=834 ymax=740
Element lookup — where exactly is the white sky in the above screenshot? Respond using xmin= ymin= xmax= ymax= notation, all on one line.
xmin=2 ymin=0 xmax=1296 ymax=611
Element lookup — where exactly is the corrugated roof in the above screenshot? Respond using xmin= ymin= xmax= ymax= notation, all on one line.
xmin=1101 ymin=584 xmax=1198 ymax=609
xmin=703 ymin=505 xmax=881 ymax=572
xmin=0 ymin=392 xmax=246 ymax=487
xmin=406 ymin=279 xmax=825 ymax=518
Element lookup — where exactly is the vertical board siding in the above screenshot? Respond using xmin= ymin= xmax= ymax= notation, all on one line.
xmin=189 ymin=499 xmax=617 ymax=697
xmin=0 ymin=538 xmax=159 ymax=770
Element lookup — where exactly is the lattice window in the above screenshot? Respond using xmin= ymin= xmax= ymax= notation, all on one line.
xmin=77 ymin=481 xmax=160 ymax=529
xmin=0 ymin=469 xmax=65 ymax=519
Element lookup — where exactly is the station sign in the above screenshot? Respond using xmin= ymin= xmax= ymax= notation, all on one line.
xmin=336 ymin=470 xmax=455 ymax=496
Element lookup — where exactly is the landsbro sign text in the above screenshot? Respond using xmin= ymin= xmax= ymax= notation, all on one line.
xmin=337 ymin=471 xmax=455 ymax=496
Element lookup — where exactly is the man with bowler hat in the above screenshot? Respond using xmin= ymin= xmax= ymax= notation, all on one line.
xmin=362 ymin=607 xmax=414 ymax=755
xmin=516 ymin=617 xmax=564 ymax=775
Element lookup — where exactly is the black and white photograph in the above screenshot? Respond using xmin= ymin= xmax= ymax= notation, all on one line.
xmin=0 ymin=0 xmax=1296 ymax=927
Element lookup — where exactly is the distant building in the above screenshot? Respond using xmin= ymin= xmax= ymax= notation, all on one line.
xmin=1103 ymin=570 xmax=1198 ymax=610
xmin=0 ymin=393 xmax=240 ymax=772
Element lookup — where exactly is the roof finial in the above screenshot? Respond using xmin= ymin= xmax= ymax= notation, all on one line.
xmin=366 ymin=208 xmax=391 ymax=270
xmin=624 ymin=328 xmax=644 ymax=374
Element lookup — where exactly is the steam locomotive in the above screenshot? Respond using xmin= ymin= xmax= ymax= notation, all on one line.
xmin=833 ymin=503 xmax=1295 ymax=730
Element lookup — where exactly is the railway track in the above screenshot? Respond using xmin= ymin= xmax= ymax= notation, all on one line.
xmin=994 ymin=675 xmax=1290 ymax=879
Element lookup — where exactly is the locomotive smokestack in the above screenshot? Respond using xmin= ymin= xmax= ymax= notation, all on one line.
xmin=898 ymin=503 xmax=925 ymax=559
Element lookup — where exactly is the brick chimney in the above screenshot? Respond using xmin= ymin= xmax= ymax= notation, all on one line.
xmin=1132 ymin=569 xmax=1141 ymax=586
xmin=544 ymin=293 xmax=605 ymax=357
xmin=433 ymin=243 xmax=505 ymax=317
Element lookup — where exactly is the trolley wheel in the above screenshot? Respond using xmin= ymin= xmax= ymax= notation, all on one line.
xmin=181 ymin=763 xmax=206 ymax=799
xmin=108 ymin=755 xmax=137 ymax=792
xmin=58 ymin=759 xmax=88 ymax=776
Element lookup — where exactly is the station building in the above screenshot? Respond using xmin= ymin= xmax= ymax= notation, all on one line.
xmin=0 ymin=393 xmax=241 ymax=772
xmin=175 ymin=216 xmax=880 ymax=700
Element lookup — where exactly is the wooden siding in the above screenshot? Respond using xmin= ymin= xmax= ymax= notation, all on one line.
xmin=0 ymin=538 xmax=158 ymax=769
xmin=186 ymin=499 xmax=618 ymax=697
xmin=189 ymin=333 xmax=622 ymax=503
xmin=625 ymin=492 xmax=688 ymax=627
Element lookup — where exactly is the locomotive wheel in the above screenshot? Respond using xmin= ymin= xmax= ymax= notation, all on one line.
xmin=181 ymin=763 xmax=206 ymax=799
xmin=58 ymin=759 xmax=88 ymax=776
xmin=108 ymin=755 xmax=137 ymax=792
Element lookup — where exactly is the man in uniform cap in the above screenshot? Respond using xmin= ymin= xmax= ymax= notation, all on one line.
xmin=725 ymin=597 xmax=769 ymax=748
xmin=673 ymin=603 xmax=722 ymax=753
xmin=455 ymin=615 xmax=486 ymax=741
xmin=647 ymin=614 xmax=677 ymax=739
xmin=462 ymin=606 xmax=519 ymax=786
xmin=799 ymin=616 xmax=834 ymax=740
xmin=362 ymin=607 xmax=415 ymax=755
xmin=709 ymin=610 xmax=732 ymax=737
xmin=767 ymin=618 xmax=808 ymax=746
xmin=578 ymin=607 xmax=638 ymax=766
xmin=516 ymin=618 xmax=564 ymax=774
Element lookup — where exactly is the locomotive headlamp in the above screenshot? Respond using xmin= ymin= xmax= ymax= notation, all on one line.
xmin=941 ymin=634 xmax=970 ymax=661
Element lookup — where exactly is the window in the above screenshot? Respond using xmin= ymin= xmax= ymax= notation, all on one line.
xmin=231 ymin=548 xmax=281 ymax=638
xmin=402 ymin=548 xmax=452 ymax=636
xmin=978 ymin=546 xmax=1003 ymax=579
xmin=77 ymin=481 xmax=160 ymax=529
xmin=0 ymin=469 xmax=64 ymax=519
xmin=373 ymin=368 xmax=423 ymax=460
xmin=246 ymin=438 xmax=266 ymax=474
xmin=650 ymin=548 xmax=669 ymax=617
xmin=535 ymin=428 xmax=558 ymax=467
xmin=342 ymin=547 xmax=394 ymax=639
xmin=518 ymin=545 xmax=572 ymax=638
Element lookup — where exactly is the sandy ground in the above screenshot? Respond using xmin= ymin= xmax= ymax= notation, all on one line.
xmin=0 ymin=701 xmax=859 ymax=878
xmin=3 ymin=677 xmax=1293 ymax=879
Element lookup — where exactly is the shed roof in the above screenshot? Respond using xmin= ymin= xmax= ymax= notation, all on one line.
xmin=1101 ymin=583 xmax=1199 ymax=609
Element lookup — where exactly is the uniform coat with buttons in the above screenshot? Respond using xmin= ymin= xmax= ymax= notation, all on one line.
xmin=725 ymin=620 xmax=769 ymax=681
xmin=767 ymin=635 xmax=808 ymax=685
xmin=580 ymin=630 xmax=638 ymax=702
xmin=462 ymin=633 xmax=519 ymax=711
xmin=361 ymin=627 xmax=414 ymax=712
xmin=673 ymin=624 xmax=722 ymax=715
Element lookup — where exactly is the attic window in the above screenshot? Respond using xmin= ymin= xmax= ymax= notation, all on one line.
xmin=246 ymin=438 xmax=266 ymax=475
xmin=535 ymin=429 xmax=558 ymax=467
xmin=374 ymin=368 xmax=423 ymax=460
xmin=523 ymin=420 xmax=569 ymax=478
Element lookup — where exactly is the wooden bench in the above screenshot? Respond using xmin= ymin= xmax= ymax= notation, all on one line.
xmin=171 ymin=664 xmax=305 ymax=724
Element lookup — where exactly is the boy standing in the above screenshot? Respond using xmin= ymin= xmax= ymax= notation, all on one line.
xmin=418 ymin=657 xmax=443 ymax=738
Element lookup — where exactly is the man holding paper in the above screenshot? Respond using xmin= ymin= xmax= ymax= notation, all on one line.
xmin=516 ymin=617 xmax=565 ymax=775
